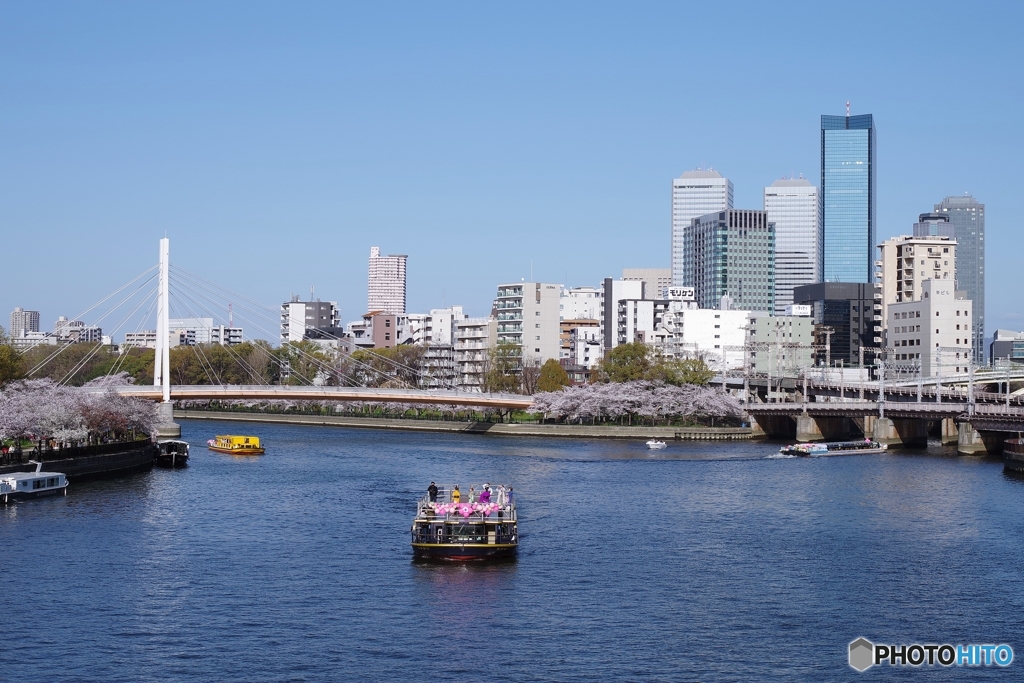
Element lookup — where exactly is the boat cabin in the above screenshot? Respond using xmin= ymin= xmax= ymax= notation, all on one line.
xmin=214 ymin=435 xmax=260 ymax=450
xmin=0 ymin=467 xmax=68 ymax=502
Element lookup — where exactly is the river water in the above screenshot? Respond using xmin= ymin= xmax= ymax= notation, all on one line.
xmin=4 ymin=419 xmax=1024 ymax=681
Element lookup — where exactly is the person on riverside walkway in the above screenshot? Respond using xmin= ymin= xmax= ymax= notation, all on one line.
xmin=451 ymin=486 xmax=461 ymax=503
xmin=428 ymin=482 xmax=438 ymax=503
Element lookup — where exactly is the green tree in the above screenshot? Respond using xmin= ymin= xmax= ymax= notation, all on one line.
xmin=278 ymin=340 xmax=333 ymax=385
xmin=650 ymin=357 xmax=715 ymax=386
xmin=537 ymin=358 xmax=571 ymax=392
xmin=484 ymin=341 xmax=521 ymax=393
xmin=596 ymin=342 xmax=715 ymax=386
xmin=596 ymin=342 xmax=652 ymax=382
xmin=0 ymin=326 xmax=23 ymax=385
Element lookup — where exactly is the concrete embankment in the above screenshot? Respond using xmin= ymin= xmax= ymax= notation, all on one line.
xmin=176 ymin=410 xmax=752 ymax=441
xmin=0 ymin=443 xmax=156 ymax=480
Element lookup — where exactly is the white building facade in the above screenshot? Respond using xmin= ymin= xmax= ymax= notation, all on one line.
xmin=9 ymin=307 xmax=40 ymax=337
xmin=367 ymin=246 xmax=408 ymax=315
xmin=671 ymin=169 xmax=733 ymax=286
xmin=876 ymin=234 xmax=956 ymax=341
xmin=559 ymin=286 xmax=603 ymax=321
xmin=455 ymin=316 xmax=497 ymax=392
xmin=494 ymin=282 xmax=561 ymax=363
xmin=764 ymin=178 xmax=820 ymax=315
xmin=888 ymin=279 xmax=973 ymax=377
xmin=746 ymin=310 xmax=815 ymax=376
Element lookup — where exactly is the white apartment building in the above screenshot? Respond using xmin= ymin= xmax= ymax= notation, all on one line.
xmin=764 ymin=178 xmax=820 ymax=315
xmin=888 ymin=279 xmax=973 ymax=377
xmin=424 ymin=306 xmax=465 ymax=345
xmin=10 ymin=331 xmax=57 ymax=350
xmin=455 ymin=316 xmax=497 ymax=392
xmin=9 ymin=307 xmax=40 ymax=337
xmin=671 ymin=169 xmax=733 ymax=286
xmin=746 ymin=309 xmax=814 ymax=376
xmin=622 ymin=268 xmax=672 ymax=300
xmin=601 ymin=278 xmax=644 ymax=350
xmin=656 ymin=300 xmax=748 ymax=371
xmin=367 ymin=246 xmax=408 ymax=314
xmin=560 ymin=286 xmax=603 ymax=321
xmin=494 ymin=282 xmax=561 ymax=363
xmin=168 ymin=317 xmax=215 ymax=344
xmin=617 ymin=299 xmax=672 ymax=346
xmin=569 ymin=327 xmax=603 ymax=369
xmin=876 ymin=235 xmax=956 ymax=340
xmin=280 ymin=298 xmax=340 ymax=344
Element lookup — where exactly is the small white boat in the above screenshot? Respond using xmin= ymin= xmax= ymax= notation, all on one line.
xmin=0 ymin=461 xmax=68 ymax=503
xmin=646 ymin=440 xmax=668 ymax=450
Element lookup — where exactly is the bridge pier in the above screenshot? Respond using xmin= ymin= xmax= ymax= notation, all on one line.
xmin=747 ymin=416 xmax=766 ymax=438
xmin=872 ymin=417 xmax=928 ymax=448
xmin=795 ymin=414 xmax=823 ymax=442
xmin=940 ymin=418 xmax=959 ymax=445
xmin=957 ymin=422 xmax=1005 ymax=455
xmin=750 ymin=414 xmax=796 ymax=440
xmin=155 ymin=402 xmax=181 ymax=441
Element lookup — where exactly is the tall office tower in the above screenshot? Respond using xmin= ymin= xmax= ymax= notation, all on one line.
xmin=671 ymin=170 xmax=733 ymax=286
xmin=931 ymin=195 xmax=985 ymax=364
xmin=820 ymin=112 xmax=876 ymax=283
xmin=9 ymin=307 xmax=40 ymax=337
xmin=367 ymin=246 xmax=408 ymax=314
xmin=764 ymin=178 xmax=820 ymax=314
xmin=682 ymin=209 xmax=775 ymax=312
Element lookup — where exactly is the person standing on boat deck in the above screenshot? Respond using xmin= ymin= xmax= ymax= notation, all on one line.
xmin=451 ymin=486 xmax=461 ymax=503
xmin=479 ymin=487 xmax=491 ymax=504
xmin=495 ymin=485 xmax=507 ymax=506
xmin=428 ymin=482 xmax=438 ymax=502
xmin=507 ymin=487 xmax=515 ymax=507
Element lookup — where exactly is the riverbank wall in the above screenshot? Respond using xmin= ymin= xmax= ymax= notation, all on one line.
xmin=0 ymin=441 xmax=156 ymax=480
xmin=175 ymin=410 xmax=752 ymax=440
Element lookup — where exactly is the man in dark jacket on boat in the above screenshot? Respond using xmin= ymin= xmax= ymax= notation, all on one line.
xmin=428 ymin=482 xmax=438 ymax=502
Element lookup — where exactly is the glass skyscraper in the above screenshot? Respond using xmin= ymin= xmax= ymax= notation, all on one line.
xmin=820 ymin=113 xmax=876 ymax=283
xmin=764 ymin=178 xmax=819 ymax=314
xmin=930 ymin=195 xmax=985 ymax=364
xmin=671 ymin=170 xmax=733 ymax=286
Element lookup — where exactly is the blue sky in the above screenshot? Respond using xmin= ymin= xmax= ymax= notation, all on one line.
xmin=2 ymin=1 xmax=1022 ymax=340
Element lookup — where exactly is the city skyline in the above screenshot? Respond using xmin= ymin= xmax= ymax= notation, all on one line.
xmin=1 ymin=3 xmax=1021 ymax=334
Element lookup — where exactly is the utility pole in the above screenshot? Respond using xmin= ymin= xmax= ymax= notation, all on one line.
xmin=878 ymin=353 xmax=885 ymax=420
xmin=968 ymin=360 xmax=975 ymax=417
xmin=858 ymin=345 xmax=865 ymax=400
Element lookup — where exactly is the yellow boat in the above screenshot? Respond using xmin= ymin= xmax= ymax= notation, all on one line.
xmin=207 ymin=435 xmax=265 ymax=455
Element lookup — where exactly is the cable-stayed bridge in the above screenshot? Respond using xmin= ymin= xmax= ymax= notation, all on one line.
xmin=17 ymin=239 xmax=1024 ymax=453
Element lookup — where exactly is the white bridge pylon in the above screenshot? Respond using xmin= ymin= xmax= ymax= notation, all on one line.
xmin=153 ymin=237 xmax=171 ymax=404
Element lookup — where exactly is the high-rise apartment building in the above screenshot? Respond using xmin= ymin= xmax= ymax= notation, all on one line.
xmin=821 ymin=112 xmax=876 ymax=283
xmin=9 ymin=307 xmax=40 ymax=337
xmin=682 ymin=210 xmax=775 ymax=312
xmin=932 ymin=195 xmax=985 ymax=363
xmin=494 ymin=282 xmax=561 ymax=362
xmin=671 ymin=170 xmax=733 ymax=286
xmin=764 ymin=178 xmax=820 ymax=314
xmin=622 ymin=268 xmax=672 ymax=300
xmin=367 ymin=246 xmax=408 ymax=315
xmin=280 ymin=297 xmax=340 ymax=344
xmin=876 ymin=233 xmax=956 ymax=339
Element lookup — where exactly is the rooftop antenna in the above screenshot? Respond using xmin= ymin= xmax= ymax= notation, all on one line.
xmin=846 ymin=100 xmax=850 ymax=117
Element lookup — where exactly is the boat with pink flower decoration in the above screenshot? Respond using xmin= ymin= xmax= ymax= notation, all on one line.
xmin=411 ymin=484 xmax=518 ymax=561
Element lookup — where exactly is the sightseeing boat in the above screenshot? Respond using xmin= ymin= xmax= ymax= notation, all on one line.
xmin=411 ymin=484 xmax=518 ymax=561
xmin=207 ymin=435 xmax=264 ymax=455
xmin=0 ymin=461 xmax=68 ymax=503
xmin=779 ymin=440 xmax=888 ymax=457
xmin=156 ymin=440 xmax=190 ymax=468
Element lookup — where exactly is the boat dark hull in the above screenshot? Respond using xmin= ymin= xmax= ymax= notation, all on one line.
xmin=412 ymin=543 xmax=518 ymax=561
xmin=2 ymin=484 xmax=68 ymax=503
xmin=155 ymin=454 xmax=189 ymax=468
